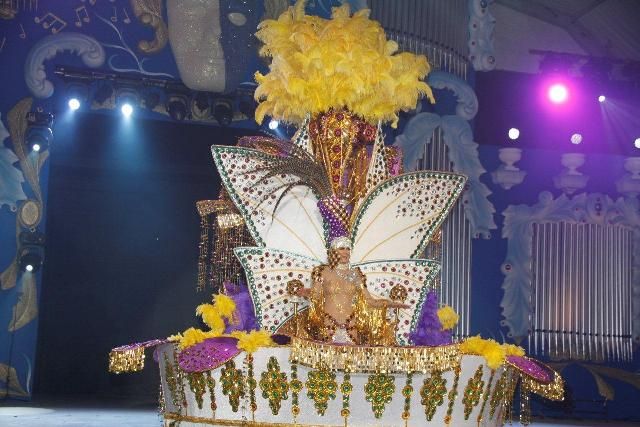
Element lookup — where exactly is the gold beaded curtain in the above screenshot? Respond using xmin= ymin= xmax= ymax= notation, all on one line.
xmin=196 ymin=190 xmax=254 ymax=292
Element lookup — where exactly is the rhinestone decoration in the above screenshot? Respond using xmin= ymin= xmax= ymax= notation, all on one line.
xmin=350 ymin=171 xmax=466 ymax=260
xmin=259 ymin=356 xmax=289 ymax=415
xmin=290 ymin=360 xmax=302 ymax=418
xmin=340 ymin=371 xmax=353 ymax=420
xmin=489 ymin=370 xmax=507 ymax=419
xmin=186 ymin=372 xmax=207 ymax=410
xmin=220 ymin=360 xmax=245 ymax=412
xmin=420 ymin=370 xmax=447 ymax=421
xmin=306 ymin=368 xmax=338 ymax=416
xmin=246 ymin=354 xmax=257 ymax=413
xmin=462 ymin=365 xmax=485 ymax=420
xmin=401 ymin=372 xmax=414 ymax=421
xmin=444 ymin=366 xmax=461 ymax=425
xmin=205 ymin=371 xmax=217 ymax=414
xmin=364 ymin=372 xmax=395 ymax=419
xmin=235 ymin=247 xmax=316 ymax=333
xmin=163 ymin=353 xmax=181 ymax=410
xmin=476 ymin=369 xmax=496 ymax=425
xmin=356 ymin=259 xmax=440 ymax=344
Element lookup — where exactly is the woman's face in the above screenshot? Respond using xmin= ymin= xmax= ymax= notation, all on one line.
xmin=335 ymin=247 xmax=351 ymax=264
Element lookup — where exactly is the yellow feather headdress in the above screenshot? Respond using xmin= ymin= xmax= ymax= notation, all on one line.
xmin=254 ymin=0 xmax=434 ymax=128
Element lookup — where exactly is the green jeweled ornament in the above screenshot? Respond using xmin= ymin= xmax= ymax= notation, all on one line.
xmin=246 ymin=354 xmax=258 ymax=413
xmin=306 ymin=368 xmax=337 ymax=416
xmin=462 ymin=365 xmax=485 ymax=420
xmin=205 ymin=371 xmax=217 ymax=413
xmin=259 ymin=357 xmax=289 ymax=415
xmin=220 ymin=360 xmax=245 ymax=412
xmin=364 ymin=372 xmax=395 ymax=419
xmin=489 ymin=371 xmax=507 ymax=419
xmin=401 ymin=372 xmax=414 ymax=421
xmin=187 ymin=371 xmax=207 ymax=410
xmin=163 ymin=353 xmax=180 ymax=409
xmin=290 ymin=360 xmax=302 ymax=418
xmin=444 ymin=366 xmax=461 ymax=426
xmin=420 ymin=370 xmax=447 ymax=421
xmin=340 ymin=372 xmax=353 ymax=419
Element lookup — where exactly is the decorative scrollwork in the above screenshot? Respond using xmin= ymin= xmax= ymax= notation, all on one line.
xmin=25 ymin=33 xmax=105 ymax=98
xmin=129 ymin=0 xmax=168 ymax=54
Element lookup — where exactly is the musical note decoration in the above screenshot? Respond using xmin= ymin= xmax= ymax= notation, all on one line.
xmin=75 ymin=6 xmax=90 ymax=27
xmin=34 ymin=12 xmax=67 ymax=34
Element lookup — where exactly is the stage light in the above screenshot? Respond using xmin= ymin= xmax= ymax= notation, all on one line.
xmin=571 ymin=133 xmax=583 ymax=145
xmin=19 ymin=251 xmax=42 ymax=273
xmin=116 ymin=88 xmax=138 ymax=118
xmin=68 ymin=98 xmax=81 ymax=110
xmin=25 ymin=112 xmax=53 ymax=153
xmin=65 ymin=83 xmax=87 ymax=111
xmin=635 ymin=138 xmax=640 ymax=149
xmin=166 ymin=95 xmax=189 ymax=121
xmin=548 ymin=84 xmax=568 ymax=104
xmin=213 ymin=99 xmax=233 ymax=126
xmin=269 ymin=119 xmax=279 ymax=130
xmin=18 ymin=231 xmax=45 ymax=273
xmin=508 ymin=128 xmax=520 ymax=140
xmin=598 ymin=95 xmax=606 ymax=103
xmin=121 ymin=103 xmax=133 ymax=117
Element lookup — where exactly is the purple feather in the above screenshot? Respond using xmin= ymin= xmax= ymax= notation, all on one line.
xmin=410 ymin=290 xmax=452 ymax=346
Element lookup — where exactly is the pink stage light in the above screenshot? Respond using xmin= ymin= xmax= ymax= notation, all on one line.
xmin=548 ymin=84 xmax=569 ymax=104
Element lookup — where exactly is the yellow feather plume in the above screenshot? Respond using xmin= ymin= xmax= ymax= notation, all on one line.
xmin=231 ymin=330 xmax=274 ymax=354
xmin=254 ymin=0 xmax=434 ymax=127
xmin=459 ymin=336 xmax=522 ymax=370
xmin=213 ymin=294 xmax=236 ymax=319
xmin=437 ymin=305 xmax=459 ymax=331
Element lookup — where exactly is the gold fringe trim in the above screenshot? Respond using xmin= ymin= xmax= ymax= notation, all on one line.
xmin=521 ymin=369 xmax=565 ymax=401
xmin=290 ymin=337 xmax=460 ymax=374
xmin=163 ymin=412 xmax=342 ymax=427
xmin=109 ymin=347 xmax=145 ymax=373
xmin=196 ymin=200 xmax=236 ymax=217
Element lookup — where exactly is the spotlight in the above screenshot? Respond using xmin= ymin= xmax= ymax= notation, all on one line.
xmin=570 ymin=133 xmax=583 ymax=145
xmin=635 ymin=138 xmax=640 ymax=149
xmin=548 ymin=83 xmax=568 ymax=104
xmin=19 ymin=250 xmax=43 ymax=273
xmin=508 ymin=128 xmax=520 ymax=140
xmin=598 ymin=95 xmax=606 ymax=103
xmin=65 ymin=83 xmax=88 ymax=111
xmin=268 ymin=119 xmax=279 ymax=130
xmin=213 ymin=99 xmax=233 ymax=126
xmin=68 ymin=98 xmax=81 ymax=110
xmin=116 ymin=88 xmax=138 ymax=118
xmin=166 ymin=94 xmax=189 ymax=121
xmin=121 ymin=103 xmax=133 ymax=117
xmin=25 ymin=111 xmax=53 ymax=153
xmin=18 ymin=231 xmax=45 ymax=273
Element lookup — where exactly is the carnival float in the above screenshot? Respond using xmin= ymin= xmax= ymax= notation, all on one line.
xmin=109 ymin=3 xmax=564 ymax=426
